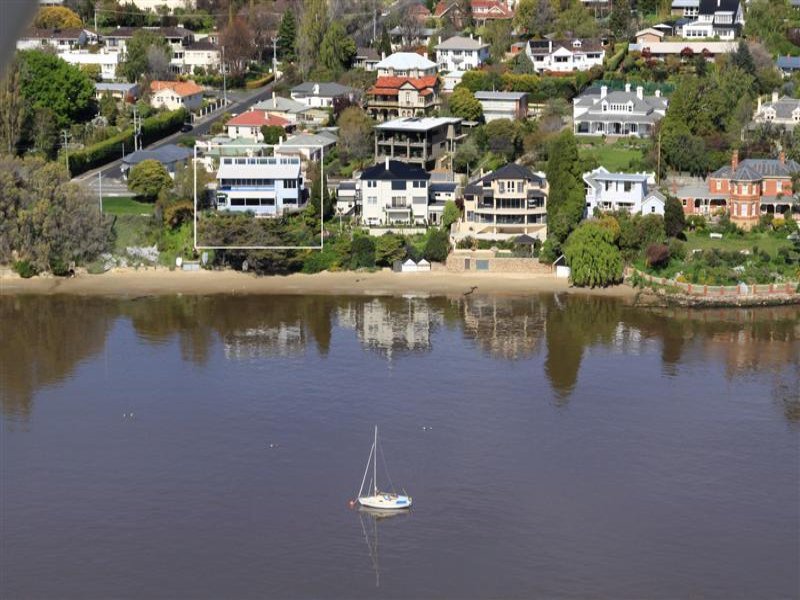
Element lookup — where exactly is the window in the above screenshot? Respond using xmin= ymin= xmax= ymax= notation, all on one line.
xmin=391 ymin=180 xmax=407 ymax=190
xmin=284 ymin=179 xmax=297 ymax=188
xmin=412 ymin=180 xmax=426 ymax=188
xmin=624 ymin=182 xmax=631 ymax=192
xmin=651 ymin=206 xmax=655 ymax=213
xmin=367 ymin=196 xmax=377 ymax=205
xmin=715 ymin=180 xmax=722 ymax=191
xmin=366 ymin=180 xmax=377 ymax=188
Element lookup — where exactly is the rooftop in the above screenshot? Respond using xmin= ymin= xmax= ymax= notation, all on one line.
xmin=360 ymin=159 xmax=431 ymax=181
xmin=226 ymin=112 xmax=289 ymax=128
xmin=474 ymin=91 xmax=528 ymax=101
xmin=291 ymin=82 xmax=357 ymax=97
xmin=436 ymin=35 xmax=489 ymax=51
xmin=122 ymin=144 xmax=191 ymax=166
xmin=217 ymin=157 xmax=301 ymax=180
xmin=376 ymin=52 xmax=437 ymax=72
xmin=151 ymin=80 xmax=204 ymax=97
xmin=375 ymin=116 xmax=461 ymax=132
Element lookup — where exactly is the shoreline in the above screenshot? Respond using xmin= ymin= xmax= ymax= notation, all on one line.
xmin=0 ymin=268 xmax=638 ymax=299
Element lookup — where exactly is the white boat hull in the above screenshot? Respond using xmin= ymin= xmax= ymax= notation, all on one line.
xmin=358 ymin=493 xmax=412 ymax=510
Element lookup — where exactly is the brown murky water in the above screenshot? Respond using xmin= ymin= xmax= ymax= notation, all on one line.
xmin=1 ymin=294 xmax=798 ymax=599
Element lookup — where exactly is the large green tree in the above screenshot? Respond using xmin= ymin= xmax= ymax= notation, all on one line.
xmin=319 ymin=21 xmax=357 ymax=75
xmin=127 ymin=159 xmax=173 ymax=201
xmin=337 ymin=106 xmax=374 ymax=164
xmin=543 ymin=129 xmax=585 ymax=261
xmin=563 ymin=221 xmax=624 ymax=287
xmin=33 ymin=6 xmax=83 ymax=28
xmin=513 ymin=0 xmax=555 ymax=37
xmin=0 ymin=57 xmax=27 ymax=155
xmin=17 ymin=51 xmax=95 ymax=130
xmin=277 ymin=10 xmax=297 ymax=61
xmin=297 ymin=0 xmax=329 ymax=77
xmin=664 ymin=196 xmax=686 ymax=238
xmin=609 ymin=0 xmax=632 ymax=39
xmin=449 ymin=87 xmax=483 ymax=121
xmin=120 ymin=30 xmax=171 ymax=83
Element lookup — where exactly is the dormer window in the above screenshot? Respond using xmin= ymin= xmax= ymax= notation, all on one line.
xmin=572 ymin=40 xmax=582 ymax=48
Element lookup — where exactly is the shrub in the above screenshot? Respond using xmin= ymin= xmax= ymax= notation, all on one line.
xmin=645 ymin=243 xmax=670 ymax=268
xmin=564 ymin=222 xmax=624 ymax=287
xmin=350 ymin=236 xmax=376 ymax=269
xmin=668 ymin=238 xmax=686 ymax=262
xmin=423 ymin=229 xmax=450 ymax=262
xmin=13 ymin=260 xmax=38 ymax=278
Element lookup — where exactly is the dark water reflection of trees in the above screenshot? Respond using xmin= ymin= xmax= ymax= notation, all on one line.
xmin=2 ymin=295 xmax=798 ymax=421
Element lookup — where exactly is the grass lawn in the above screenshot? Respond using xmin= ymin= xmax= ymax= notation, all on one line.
xmin=684 ymin=231 xmax=792 ymax=257
xmin=579 ymin=142 xmax=644 ymax=172
xmin=103 ymin=196 xmax=154 ymax=216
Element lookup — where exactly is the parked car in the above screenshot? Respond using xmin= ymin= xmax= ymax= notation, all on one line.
xmin=180 ymin=123 xmax=193 ymax=133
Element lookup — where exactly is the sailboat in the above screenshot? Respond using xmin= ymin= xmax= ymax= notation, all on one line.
xmin=356 ymin=426 xmax=412 ymax=510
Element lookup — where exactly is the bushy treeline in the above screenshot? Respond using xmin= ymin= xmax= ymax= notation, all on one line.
xmin=0 ymin=156 xmax=113 ymax=275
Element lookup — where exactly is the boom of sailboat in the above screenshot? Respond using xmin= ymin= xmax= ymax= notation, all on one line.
xmin=353 ymin=426 xmax=412 ymax=510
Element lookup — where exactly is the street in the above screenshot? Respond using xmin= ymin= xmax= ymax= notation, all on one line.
xmin=75 ymin=79 xmax=281 ymax=196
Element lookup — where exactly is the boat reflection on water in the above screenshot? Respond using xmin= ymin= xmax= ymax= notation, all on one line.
xmin=357 ymin=507 xmax=411 ymax=588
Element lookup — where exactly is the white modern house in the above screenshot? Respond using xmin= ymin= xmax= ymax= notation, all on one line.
xmin=583 ymin=167 xmax=665 ymax=216
xmin=753 ymin=92 xmax=800 ymax=129
xmin=216 ymin=156 xmax=305 ymax=217
xmin=573 ymin=84 xmax=668 ymax=137
xmin=435 ymin=35 xmax=490 ymax=73
xmin=474 ymin=91 xmax=528 ymax=122
xmin=677 ymin=0 xmax=743 ymax=40
xmin=61 ymin=50 xmax=120 ymax=80
xmin=525 ymin=39 xmax=605 ymax=74
xmin=182 ymin=39 xmax=220 ymax=74
xmin=290 ymin=82 xmax=359 ymax=109
xmin=359 ymin=159 xmax=432 ymax=227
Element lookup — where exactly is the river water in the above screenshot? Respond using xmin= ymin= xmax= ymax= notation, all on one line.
xmin=1 ymin=294 xmax=798 ymax=599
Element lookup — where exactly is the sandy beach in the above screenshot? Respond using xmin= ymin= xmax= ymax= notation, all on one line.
xmin=0 ymin=267 xmax=638 ymax=299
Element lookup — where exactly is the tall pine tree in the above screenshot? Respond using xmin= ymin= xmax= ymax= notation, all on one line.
xmin=542 ymin=130 xmax=585 ymax=262
xmin=277 ymin=10 xmax=297 ymax=62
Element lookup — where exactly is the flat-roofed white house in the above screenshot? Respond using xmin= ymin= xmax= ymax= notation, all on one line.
xmin=435 ymin=35 xmax=490 ymax=73
xmin=525 ymin=39 xmax=605 ymax=74
xmin=290 ymin=82 xmax=359 ymax=108
xmin=216 ymin=156 xmax=305 ymax=216
xmin=474 ymin=91 xmax=528 ymax=122
xmin=583 ymin=167 xmax=664 ymax=216
xmin=359 ymin=159 xmax=432 ymax=227
xmin=457 ymin=163 xmax=548 ymax=241
xmin=61 ymin=50 xmax=120 ymax=80
xmin=753 ymin=91 xmax=800 ymax=129
xmin=573 ymin=84 xmax=668 ymax=137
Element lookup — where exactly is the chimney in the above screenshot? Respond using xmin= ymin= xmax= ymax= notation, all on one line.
xmin=470 ymin=33 xmax=473 ymax=40
xmin=625 ymin=83 xmax=631 ymax=93
xmin=757 ymin=95 xmax=762 ymax=111
xmin=548 ymin=40 xmax=552 ymax=53
xmin=313 ymin=83 xmax=320 ymax=95
xmin=381 ymin=51 xmax=386 ymax=60
xmin=636 ymin=85 xmax=643 ymax=100
xmin=438 ymin=35 xmax=442 ymax=45
xmin=655 ymin=89 xmax=661 ymax=98
xmin=385 ymin=156 xmax=390 ymax=170
xmin=772 ymin=90 xmax=779 ymax=104
xmin=731 ymin=150 xmax=739 ymax=172
xmin=780 ymin=150 xmax=786 ymax=165
xmin=601 ymin=85 xmax=608 ymax=99
xmin=478 ymin=36 xmax=482 ymax=46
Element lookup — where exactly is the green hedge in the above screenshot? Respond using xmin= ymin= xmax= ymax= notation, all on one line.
xmin=245 ymin=73 xmax=275 ymax=90
xmin=68 ymin=108 xmax=188 ymax=176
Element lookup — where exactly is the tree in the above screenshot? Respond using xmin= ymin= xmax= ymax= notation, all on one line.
xmin=664 ymin=196 xmax=686 ymax=238
xmin=544 ymin=129 xmax=585 ymax=258
xmin=260 ymin=125 xmax=285 ymax=144
xmin=220 ymin=18 xmax=256 ymax=77
xmin=731 ymin=40 xmax=756 ymax=77
xmin=449 ymin=87 xmax=483 ymax=121
xmin=350 ymin=236 xmax=376 ymax=269
xmin=319 ymin=21 xmax=357 ymax=75
xmin=377 ymin=25 xmax=392 ymax=58
xmin=441 ymin=200 xmax=460 ymax=230
xmin=423 ymin=228 xmax=450 ymax=262
xmin=481 ymin=119 xmax=520 ymax=160
xmin=277 ymin=10 xmax=297 ymax=61
xmin=121 ymin=30 xmax=171 ymax=83
xmin=453 ymin=137 xmax=480 ymax=173
xmin=375 ymin=234 xmax=406 ymax=266
xmin=32 ymin=107 xmax=59 ymax=159
xmin=484 ymin=20 xmax=514 ymax=63
xmin=99 ymin=92 xmax=119 ymax=126
xmin=563 ymin=221 xmax=624 ymax=287
xmin=337 ymin=106 xmax=374 ymax=164
xmin=18 ymin=50 xmax=95 ymax=129
xmin=297 ymin=0 xmax=329 ymax=77
xmin=514 ymin=0 xmax=555 ymax=37
xmin=0 ymin=57 xmax=27 ymax=155
xmin=34 ymin=6 xmax=83 ymax=29
xmin=555 ymin=1 xmax=599 ymax=38
xmin=609 ymin=0 xmax=632 ymax=40
xmin=128 ymin=159 xmax=173 ymax=200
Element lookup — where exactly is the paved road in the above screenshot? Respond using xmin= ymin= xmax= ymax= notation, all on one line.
xmin=76 ymin=80 xmax=280 ymax=193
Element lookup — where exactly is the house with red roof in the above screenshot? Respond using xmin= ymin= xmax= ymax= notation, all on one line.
xmin=367 ymin=75 xmax=440 ymax=121
xmin=226 ymin=111 xmax=292 ymax=142
xmin=150 ymin=80 xmax=204 ymax=111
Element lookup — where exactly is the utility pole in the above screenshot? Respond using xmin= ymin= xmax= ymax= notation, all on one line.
xmin=61 ymin=130 xmax=70 ymax=169
xmin=373 ymin=1 xmax=377 ymax=42
xmin=221 ymin=45 xmax=227 ymax=105
xmin=98 ymin=171 xmax=103 ymax=214
xmin=94 ymin=5 xmax=98 ymax=32
xmin=271 ymin=36 xmax=278 ymax=75
xmin=656 ymin=129 xmax=662 ymax=185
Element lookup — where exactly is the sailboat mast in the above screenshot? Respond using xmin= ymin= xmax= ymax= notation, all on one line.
xmin=358 ymin=439 xmax=375 ymax=499
xmin=373 ymin=425 xmax=378 ymax=495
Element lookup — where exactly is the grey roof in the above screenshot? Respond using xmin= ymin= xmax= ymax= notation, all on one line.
xmin=376 ymin=52 xmax=437 ymax=71
xmin=436 ymin=35 xmax=489 ymax=51
xmin=430 ymin=182 xmax=457 ymax=192
xmin=527 ymin=38 xmax=604 ymax=56
xmin=761 ymin=96 xmax=800 ymax=119
xmin=278 ymin=132 xmax=338 ymax=148
xmin=95 ymin=82 xmax=138 ymax=93
xmin=217 ymin=157 xmax=301 ymax=180
xmin=575 ymin=87 xmax=668 ymax=122
xmin=474 ymin=91 xmax=528 ymax=101
xmin=186 ymin=39 xmax=218 ymax=51
xmin=590 ymin=172 xmax=650 ymax=182
xmin=122 ymin=144 xmax=191 ymax=167
xmin=776 ymin=56 xmax=800 ymax=70
xmin=467 ymin=164 xmax=546 ymax=193
xmin=711 ymin=158 xmax=800 ymax=180
xmin=671 ymin=0 xmax=699 ymax=7
xmin=699 ymin=0 xmax=739 ymax=14
xmin=291 ymin=82 xmax=357 ymax=97
xmin=356 ymin=47 xmax=380 ymax=60
xmin=646 ymin=190 xmax=667 ymax=203
xmin=251 ymin=96 xmax=310 ymax=114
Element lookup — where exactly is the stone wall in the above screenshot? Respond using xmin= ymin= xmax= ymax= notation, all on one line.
xmin=446 ymin=250 xmax=551 ymax=274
